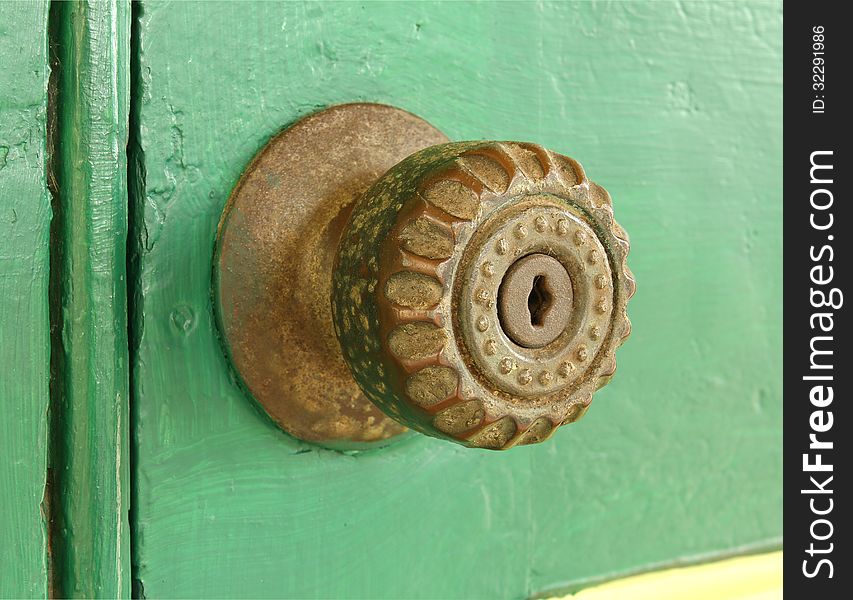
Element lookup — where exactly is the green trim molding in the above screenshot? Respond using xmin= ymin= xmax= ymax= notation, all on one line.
xmin=50 ymin=1 xmax=131 ymax=597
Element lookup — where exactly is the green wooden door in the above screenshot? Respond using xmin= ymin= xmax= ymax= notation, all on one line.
xmin=128 ymin=2 xmax=782 ymax=598
xmin=1 ymin=1 xmax=781 ymax=598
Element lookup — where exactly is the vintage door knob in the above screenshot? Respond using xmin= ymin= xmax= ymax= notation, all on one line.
xmin=214 ymin=103 xmax=634 ymax=450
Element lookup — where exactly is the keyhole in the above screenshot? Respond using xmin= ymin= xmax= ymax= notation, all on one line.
xmin=498 ymin=253 xmax=573 ymax=349
xmin=527 ymin=275 xmax=552 ymax=327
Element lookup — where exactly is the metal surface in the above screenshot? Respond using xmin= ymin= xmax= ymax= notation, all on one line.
xmin=332 ymin=141 xmax=635 ymax=449
xmin=214 ymin=103 xmax=448 ymax=447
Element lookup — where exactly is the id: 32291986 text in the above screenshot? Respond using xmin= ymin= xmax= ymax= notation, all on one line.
xmin=812 ymin=26 xmax=826 ymax=114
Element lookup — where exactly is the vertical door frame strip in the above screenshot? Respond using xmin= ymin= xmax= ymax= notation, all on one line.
xmin=49 ymin=0 xmax=131 ymax=597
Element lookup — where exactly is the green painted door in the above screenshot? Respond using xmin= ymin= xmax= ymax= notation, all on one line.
xmin=128 ymin=2 xmax=782 ymax=598
xmin=1 ymin=1 xmax=781 ymax=598
xmin=2 ymin=2 xmax=130 ymax=597
xmin=0 ymin=3 xmax=51 ymax=597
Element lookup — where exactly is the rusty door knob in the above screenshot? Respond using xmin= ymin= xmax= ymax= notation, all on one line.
xmin=215 ymin=104 xmax=634 ymax=450
xmin=332 ymin=140 xmax=634 ymax=450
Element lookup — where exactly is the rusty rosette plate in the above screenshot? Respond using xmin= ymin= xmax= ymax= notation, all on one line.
xmin=332 ymin=141 xmax=634 ymax=450
xmin=214 ymin=103 xmax=448 ymax=448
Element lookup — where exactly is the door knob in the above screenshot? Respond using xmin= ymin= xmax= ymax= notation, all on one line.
xmin=214 ymin=103 xmax=634 ymax=450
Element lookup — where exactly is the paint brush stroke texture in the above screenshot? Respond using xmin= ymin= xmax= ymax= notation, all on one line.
xmin=129 ymin=2 xmax=782 ymax=598
xmin=0 ymin=2 xmax=51 ymax=597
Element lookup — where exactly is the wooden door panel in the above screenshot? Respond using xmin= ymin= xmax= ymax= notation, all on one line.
xmin=129 ymin=2 xmax=782 ymax=597
xmin=0 ymin=3 xmax=51 ymax=596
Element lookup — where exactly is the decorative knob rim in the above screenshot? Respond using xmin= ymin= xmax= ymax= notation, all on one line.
xmin=332 ymin=141 xmax=634 ymax=450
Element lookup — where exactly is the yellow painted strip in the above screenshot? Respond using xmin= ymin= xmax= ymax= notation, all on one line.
xmin=549 ymin=552 xmax=782 ymax=600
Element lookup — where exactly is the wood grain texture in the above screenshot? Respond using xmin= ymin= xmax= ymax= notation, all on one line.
xmin=51 ymin=1 xmax=131 ymax=596
xmin=130 ymin=2 xmax=782 ymax=598
xmin=0 ymin=2 xmax=51 ymax=597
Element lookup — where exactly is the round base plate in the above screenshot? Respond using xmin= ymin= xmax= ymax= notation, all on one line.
xmin=214 ymin=103 xmax=449 ymax=448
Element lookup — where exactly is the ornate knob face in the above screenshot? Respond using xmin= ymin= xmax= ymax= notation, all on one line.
xmin=332 ymin=141 xmax=634 ymax=449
